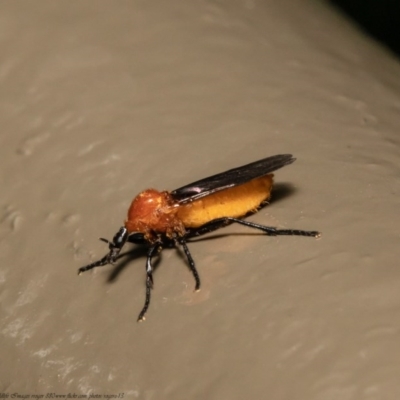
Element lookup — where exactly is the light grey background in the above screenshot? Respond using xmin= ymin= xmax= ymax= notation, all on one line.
xmin=1 ymin=1 xmax=400 ymax=399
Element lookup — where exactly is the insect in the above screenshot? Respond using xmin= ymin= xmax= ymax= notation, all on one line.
xmin=78 ymin=154 xmax=320 ymax=321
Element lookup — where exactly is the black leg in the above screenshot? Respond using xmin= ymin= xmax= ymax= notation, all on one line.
xmin=176 ymin=237 xmax=201 ymax=291
xmin=78 ymin=227 xmax=129 ymax=274
xmin=187 ymin=217 xmax=320 ymax=238
xmin=186 ymin=219 xmax=232 ymax=238
xmin=78 ymin=252 xmax=115 ymax=274
xmin=137 ymin=242 xmax=162 ymax=321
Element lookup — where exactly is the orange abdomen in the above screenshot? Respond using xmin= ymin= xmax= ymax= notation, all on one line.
xmin=177 ymin=175 xmax=273 ymax=228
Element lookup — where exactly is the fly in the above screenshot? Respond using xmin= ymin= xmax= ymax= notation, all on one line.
xmin=78 ymin=154 xmax=320 ymax=321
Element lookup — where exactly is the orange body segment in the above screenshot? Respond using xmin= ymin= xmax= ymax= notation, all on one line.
xmin=124 ymin=189 xmax=183 ymax=240
xmin=177 ymin=175 xmax=273 ymax=228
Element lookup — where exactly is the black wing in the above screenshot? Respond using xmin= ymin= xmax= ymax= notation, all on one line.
xmin=170 ymin=154 xmax=295 ymax=204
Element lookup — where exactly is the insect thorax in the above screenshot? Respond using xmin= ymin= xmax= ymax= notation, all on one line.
xmin=124 ymin=189 xmax=184 ymax=240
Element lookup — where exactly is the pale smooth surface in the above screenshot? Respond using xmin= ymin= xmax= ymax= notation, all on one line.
xmin=1 ymin=1 xmax=400 ymax=399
